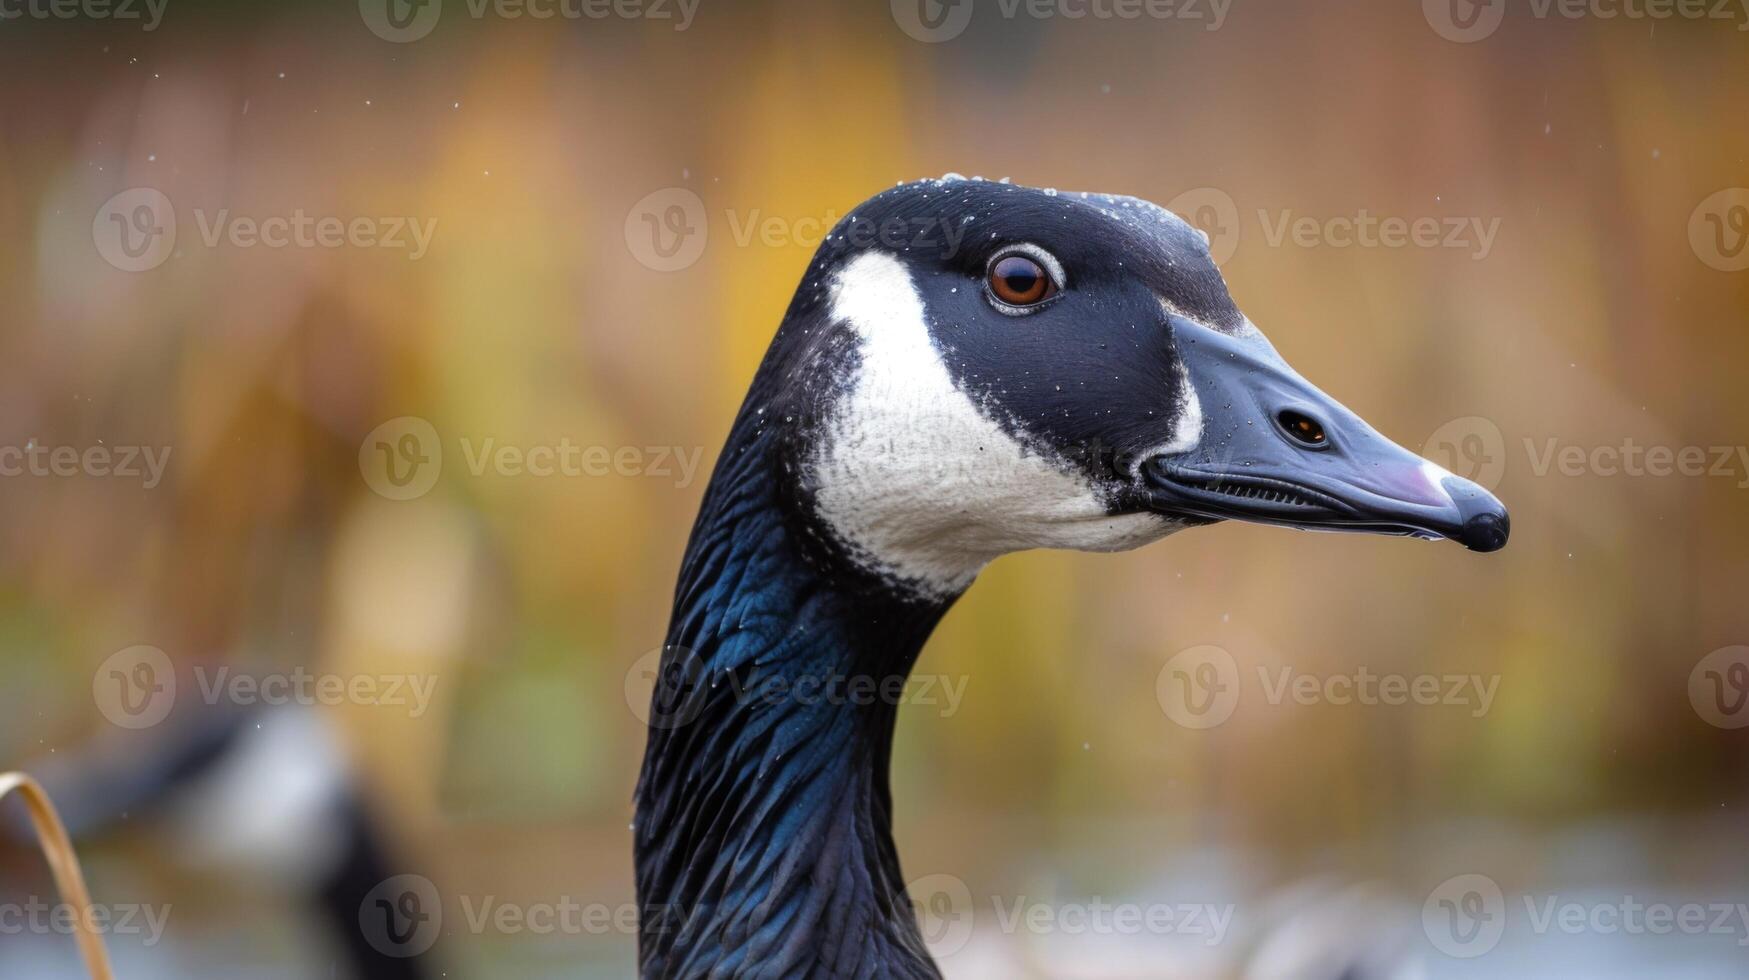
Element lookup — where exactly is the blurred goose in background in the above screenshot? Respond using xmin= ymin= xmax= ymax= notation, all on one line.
xmin=634 ymin=177 xmax=1507 ymax=977
xmin=8 ymin=702 xmax=431 ymax=980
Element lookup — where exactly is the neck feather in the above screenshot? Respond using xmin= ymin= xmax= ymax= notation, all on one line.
xmin=634 ymin=394 xmax=955 ymax=978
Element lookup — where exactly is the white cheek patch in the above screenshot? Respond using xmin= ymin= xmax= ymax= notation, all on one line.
xmin=1139 ymin=298 xmax=1207 ymax=460
xmin=1161 ymin=358 xmax=1203 ymax=455
xmin=811 ymin=252 xmax=1173 ymax=599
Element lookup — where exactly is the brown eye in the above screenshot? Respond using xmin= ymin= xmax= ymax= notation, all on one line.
xmin=1277 ymin=409 xmax=1328 ymax=447
xmin=987 ymin=253 xmax=1058 ymax=308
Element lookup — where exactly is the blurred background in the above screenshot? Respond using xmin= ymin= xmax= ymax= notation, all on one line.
xmin=2 ymin=0 xmax=1747 ymax=976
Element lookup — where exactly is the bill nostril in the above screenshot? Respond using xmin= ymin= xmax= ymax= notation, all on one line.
xmin=1276 ymin=409 xmax=1329 ymax=449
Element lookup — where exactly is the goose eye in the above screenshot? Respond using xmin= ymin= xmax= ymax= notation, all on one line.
xmin=987 ymin=253 xmax=1058 ymax=309
xmin=1277 ymin=409 xmax=1329 ymax=447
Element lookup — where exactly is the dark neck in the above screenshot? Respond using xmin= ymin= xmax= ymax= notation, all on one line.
xmin=634 ymin=404 xmax=955 ymax=979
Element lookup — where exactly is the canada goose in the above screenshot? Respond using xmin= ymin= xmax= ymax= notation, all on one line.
xmin=634 ymin=176 xmax=1507 ymax=978
xmin=14 ymin=704 xmax=431 ymax=979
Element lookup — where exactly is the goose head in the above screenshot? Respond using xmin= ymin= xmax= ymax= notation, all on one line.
xmin=785 ymin=177 xmax=1508 ymax=600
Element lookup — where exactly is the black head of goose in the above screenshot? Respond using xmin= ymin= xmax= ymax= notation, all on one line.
xmin=633 ymin=176 xmax=1507 ymax=979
